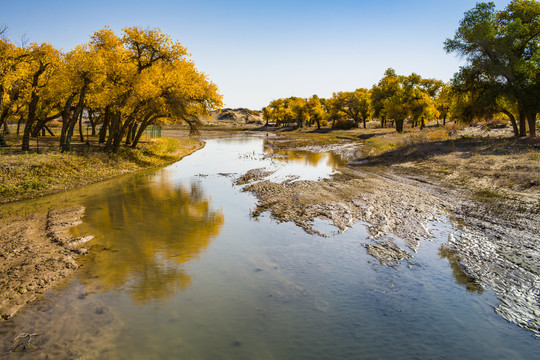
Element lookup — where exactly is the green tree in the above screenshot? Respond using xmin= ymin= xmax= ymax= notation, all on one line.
xmin=444 ymin=0 xmax=540 ymax=137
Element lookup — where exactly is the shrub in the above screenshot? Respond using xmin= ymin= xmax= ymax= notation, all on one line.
xmin=333 ymin=119 xmax=356 ymax=130
xmin=483 ymin=118 xmax=508 ymax=130
xmin=444 ymin=122 xmax=461 ymax=135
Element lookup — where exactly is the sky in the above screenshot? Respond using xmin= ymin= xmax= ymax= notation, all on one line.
xmin=1 ymin=0 xmax=512 ymax=109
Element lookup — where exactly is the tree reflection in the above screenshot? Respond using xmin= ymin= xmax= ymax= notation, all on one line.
xmin=263 ymin=147 xmax=345 ymax=169
xmin=75 ymin=174 xmax=224 ymax=304
xmin=438 ymin=246 xmax=483 ymax=294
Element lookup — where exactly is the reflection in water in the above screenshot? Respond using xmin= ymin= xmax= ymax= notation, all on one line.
xmin=438 ymin=246 xmax=483 ymax=294
xmin=263 ymin=147 xmax=345 ymax=169
xmin=0 ymin=137 xmax=537 ymax=359
xmin=74 ymin=174 xmax=224 ymax=304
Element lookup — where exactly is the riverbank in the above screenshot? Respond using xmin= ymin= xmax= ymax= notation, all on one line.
xmin=1 ymin=137 xmax=204 ymax=204
xmin=1 ymin=123 xmax=539 ymax=336
xmin=0 ymin=136 xmax=204 ymax=320
xmin=234 ymin=124 xmax=540 ymax=337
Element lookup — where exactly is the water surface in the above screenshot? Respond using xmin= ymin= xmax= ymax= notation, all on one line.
xmin=0 ymin=136 xmax=537 ymax=359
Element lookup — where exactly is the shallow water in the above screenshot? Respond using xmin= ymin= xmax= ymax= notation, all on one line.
xmin=0 ymin=136 xmax=538 ymax=359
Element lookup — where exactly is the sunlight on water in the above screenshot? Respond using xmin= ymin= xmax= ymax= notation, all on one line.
xmin=0 ymin=136 xmax=537 ymax=359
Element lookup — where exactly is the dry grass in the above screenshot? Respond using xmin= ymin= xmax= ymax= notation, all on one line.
xmin=0 ymin=136 xmax=203 ymax=203
xmin=254 ymin=121 xmax=539 ymax=201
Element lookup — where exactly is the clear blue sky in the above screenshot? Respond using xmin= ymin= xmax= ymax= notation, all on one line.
xmin=1 ymin=0 xmax=511 ymax=109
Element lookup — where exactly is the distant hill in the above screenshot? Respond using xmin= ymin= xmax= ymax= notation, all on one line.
xmin=206 ymin=108 xmax=263 ymax=124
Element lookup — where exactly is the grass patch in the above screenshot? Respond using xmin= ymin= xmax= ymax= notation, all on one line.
xmin=0 ymin=137 xmax=203 ymax=203
xmin=474 ymin=189 xmax=503 ymax=199
xmin=364 ymin=136 xmax=401 ymax=155
xmin=529 ymin=150 xmax=540 ymax=161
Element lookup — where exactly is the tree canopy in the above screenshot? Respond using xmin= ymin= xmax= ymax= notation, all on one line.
xmin=0 ymin=26 xmax=222 ymax=152
xmin=444 ymin=0 xmax=540 ymax=137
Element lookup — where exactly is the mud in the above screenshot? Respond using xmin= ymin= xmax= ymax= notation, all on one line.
xmin=240 ymin=137 xmax=540 ymax=338
xmin=235 ymin=168 xmax=276 ymax=185
xmin=444 ymin=195 xmax=540 ymax=337
xmin=0 ymin=206 xmax=92 ymax=320
xmin=364 ymin=241 xmax=412 ymax=265
xmin=0 ymin=285 xmax=124 ymax=359
xmin=244 ymin=171 xmax=443 ymax=248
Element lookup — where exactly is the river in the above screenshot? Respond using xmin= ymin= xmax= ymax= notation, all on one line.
xmin=0 ymin=135 xmax=537 ymax=359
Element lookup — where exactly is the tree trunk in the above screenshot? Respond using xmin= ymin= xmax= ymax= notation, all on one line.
xmin=420 ymin=117 xmax=425 ymax=130
xmin=23 ymin=62 xmax=48 ymax=151
xmin=22 ymin=92 xmax=40 ymax=151
xmin=125 ymin=122 xmax=134 ymax=145
xmin=0 ymin=92 xmax=6 ymax=145
xmin=132 ymin=120 xmax=152 ymax=148
xmin=105 ymin=112 xmax=121 ymax=152
xmin=79 ymin=111 xmax=84 ymax=142
xmin=501 ymin=109 xmax=519 ymax=137
xmin=518 ymin=111 xmax=527 ymax=137
xmin=17 ymin=117 xmax=23 ymax=135
xmin=131 ymin=122 xmax=139 ymax=142
xmin=363 ymin=117 xmax=367 ymax=129
xmin=32 ymin=120 xmax=44 ymax=137
xmin=33 ymin=115 xmax=59 ymax=137
xmin=64 ymin=88 xmax=87 ymax=151
xmin=99 ymin=108 xmax=110 ymax=144
xmin=527 ymin=112 xmax=536 ymax=138
xmin=88 ymin=110 xmax=97 ymax=136
xmin=112 ymin=118 xmax=132 ymax=153
xmin=0 ymin=108 xmax=10 ymax=136
xmin=395 ymin=119 xmax=404 ymax=133
xmin=44 ymin=124 xmax=54 ymax=136
xmin=60 ymin=94 xmax=75 ymax=150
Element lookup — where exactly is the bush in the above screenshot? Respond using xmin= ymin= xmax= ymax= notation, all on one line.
xmin=483 ymin=118 xmax=508 ymax=130
xmin=444 ymin=122 xmax=461 ymax=135
xmin=333 ymin=119 xmax=356 ymax=130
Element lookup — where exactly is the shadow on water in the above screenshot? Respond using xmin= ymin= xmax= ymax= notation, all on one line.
xmin=438 ymin=246 xmax=484 ymax=294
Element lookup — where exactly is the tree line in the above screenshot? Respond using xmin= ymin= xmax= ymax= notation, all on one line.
xmin=0 ymin=26 xmax=222 ymax=152
xmin=263 ymin=0 xmax=539 ymax=137
xmin=263 ymin=72 xmax=454 ymax=133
